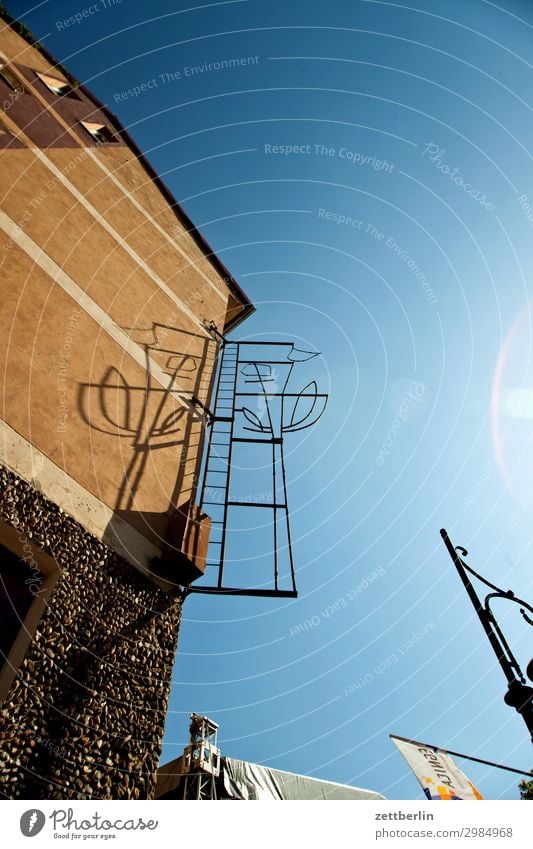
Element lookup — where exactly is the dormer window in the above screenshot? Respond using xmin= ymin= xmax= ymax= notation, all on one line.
xmin=80 ymin=120 xmax=117 ymax=144
xmin=36 ymin=71 xmax=79 ymax=99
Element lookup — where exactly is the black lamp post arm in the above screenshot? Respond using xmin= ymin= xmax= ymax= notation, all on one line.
xmin=440 ymin=530 xmax=519 ymax=684
xmin=484 ymin=593 xmax=530 ymax=684
xmin=440 ymin=528 xmax=533 ymax=743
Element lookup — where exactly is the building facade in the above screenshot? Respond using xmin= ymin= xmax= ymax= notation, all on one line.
xmin=0 ymin=14 xmax=252 ymax=799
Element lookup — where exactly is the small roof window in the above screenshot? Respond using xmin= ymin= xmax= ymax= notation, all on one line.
xmin=36 ymin=71 xmax=79 ymax=98
xmin=80 ymin=120 xmax=117 ymax=144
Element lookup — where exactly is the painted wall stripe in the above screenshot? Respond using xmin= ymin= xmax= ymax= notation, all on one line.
xmin=0 ymin=418 xmax=161 ymax=571
xmin=0 ymin=209 xmax=202 ymax=419
xmin=84 ymin=147 xmax=228 ymax=303
xmin=1 ymin=71 xmax=227 ymax=310
xmin=30 ymin=147 xmax=213 ymax=333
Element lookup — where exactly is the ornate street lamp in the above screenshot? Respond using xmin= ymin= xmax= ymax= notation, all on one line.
xmin=440 ymin=529 xmax=533 ymax=743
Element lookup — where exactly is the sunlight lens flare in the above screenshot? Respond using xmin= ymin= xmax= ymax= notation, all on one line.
xmin=491 ymin=304 xmax=533 ymax=504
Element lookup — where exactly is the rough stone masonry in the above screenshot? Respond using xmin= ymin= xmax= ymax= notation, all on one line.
xmin=0 ymin=466 xmax=183 ymax=800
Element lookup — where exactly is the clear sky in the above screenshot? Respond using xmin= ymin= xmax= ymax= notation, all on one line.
xmin=7 ymin=0 xmax=533 ymax=800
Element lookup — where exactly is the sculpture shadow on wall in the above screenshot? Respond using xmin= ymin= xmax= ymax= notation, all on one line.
xmin=77 ymin=323 xmax=216 ymax=550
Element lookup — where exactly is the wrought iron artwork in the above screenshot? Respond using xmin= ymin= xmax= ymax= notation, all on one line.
xmin=188 ymin=335 xmax=328 ymax=598
xmin=440 ymin=529 xmax=533 ymax=743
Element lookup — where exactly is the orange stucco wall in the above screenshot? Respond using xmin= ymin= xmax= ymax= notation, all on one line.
xmin=0 ymin=25 xmax=247 ymax=554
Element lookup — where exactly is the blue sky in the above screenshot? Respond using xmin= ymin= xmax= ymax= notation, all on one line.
xmin=8 ymin=0 xmax=533 ymax=799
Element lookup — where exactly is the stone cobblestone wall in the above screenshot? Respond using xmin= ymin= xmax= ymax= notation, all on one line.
xmin=0 ymin=466 xmax=183 ymax=800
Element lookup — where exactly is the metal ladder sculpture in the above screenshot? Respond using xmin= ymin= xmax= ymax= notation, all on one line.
xmin=191 ymin=335 xmax=328 ymax=598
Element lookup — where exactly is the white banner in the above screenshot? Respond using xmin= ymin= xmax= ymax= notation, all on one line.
xmin=391 ymin=735 xmax=483 ymax=800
